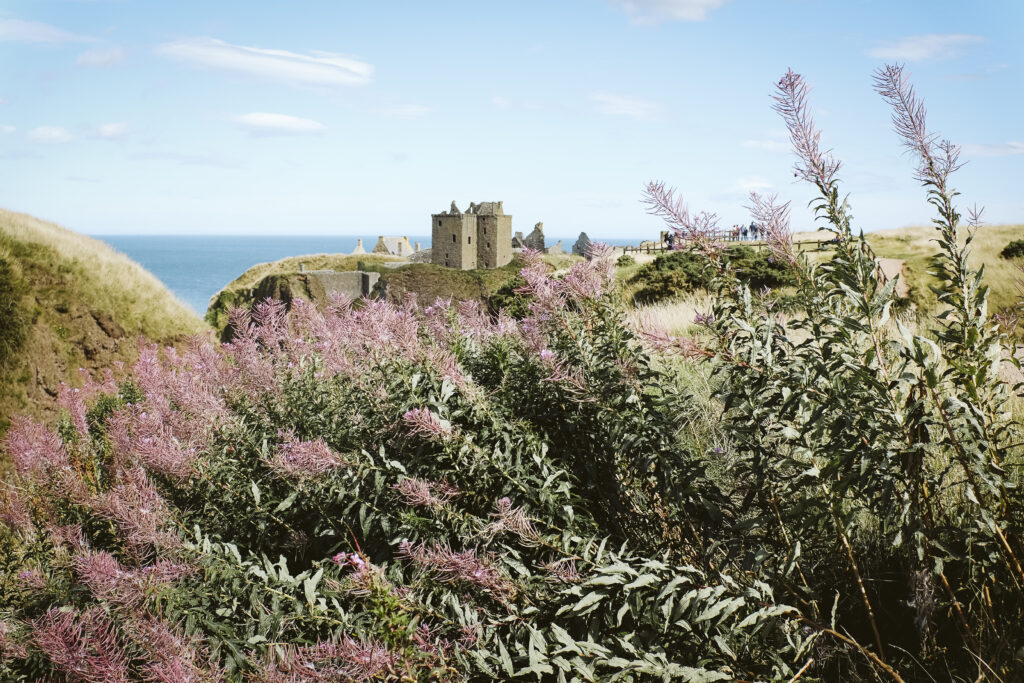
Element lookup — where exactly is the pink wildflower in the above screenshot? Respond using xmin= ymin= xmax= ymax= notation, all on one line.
xmin=392 ymin=478 xmax=459 ymax=509
xmin=3 ymin=416 xmax=68 ymax=477
xmin=398 ymin=541 xmax=512 ymax=598
xmin=0 ymin=619 xmax=29 ymax=660
xmin=32 ymin=607 xmax=131 ymax=683
xmin=487 ymin=497 xmax=540 ymax=545
xmin=747 ymin=192 xmax=797 ymax=268
xmin=58 ymin=383 xmax=89 ymax=439
xmin=93 ymin=467 xmax=178 ymax=558
xmin=402 ymin=408 xmax=451 ymax=439
xmin=271 ymin=436 xmax=347 ymax=478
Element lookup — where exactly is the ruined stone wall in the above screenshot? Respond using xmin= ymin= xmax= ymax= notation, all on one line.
xmin=431 ymin=213 xmax=477 ymax=270
xmin=306 ymin=271 xmax=380 ymax=300
xmin=475 ymin=214 xmax=512 ymax=269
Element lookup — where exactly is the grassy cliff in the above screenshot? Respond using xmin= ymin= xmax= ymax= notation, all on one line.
xmin=205 ymin=253 xmax=526 ymax=337
xmin=866 ymin=223 xmax=1023 ymax=313
xmin=0 ymin=209 xmax=205 ymax=432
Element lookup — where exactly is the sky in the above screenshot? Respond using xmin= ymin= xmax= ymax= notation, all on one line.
xmin=0 ymin=0 xmax=1021 ymax=238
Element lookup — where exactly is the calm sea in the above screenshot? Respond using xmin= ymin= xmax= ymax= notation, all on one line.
xmin=96 ymin=235 xmax=638 ymax=315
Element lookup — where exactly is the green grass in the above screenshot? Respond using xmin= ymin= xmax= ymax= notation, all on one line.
xmin=866 ymin=223 xmax=1023 ymax=314
xmin=205 ymin=253 xmax=529 ymax=336
xmin=0 ymin=208 xmax=205 ymax=435
xmin=204 ymin=253 xmax=404 ymax=331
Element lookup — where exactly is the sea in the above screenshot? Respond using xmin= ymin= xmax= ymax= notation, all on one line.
xmin=96 ymin=235 xmax=638 ymax=315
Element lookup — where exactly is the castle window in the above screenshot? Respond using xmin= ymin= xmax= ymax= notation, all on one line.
xmin=468 ymin=236 xmax=472 ymax=244
xmin=452 ymin=235 xmax=456 ymax=243
xmin=487 ymin=241 xmax=491 ymax=248
xmin=483 ymin=227 xmax=487 ymax=235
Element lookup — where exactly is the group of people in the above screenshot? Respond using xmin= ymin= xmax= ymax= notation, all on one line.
xmin=729 ymin=222 xmax=761 ymax=241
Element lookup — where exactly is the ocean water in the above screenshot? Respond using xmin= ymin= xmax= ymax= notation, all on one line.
xmin=96 ymin=234 xmax=638 ymax=315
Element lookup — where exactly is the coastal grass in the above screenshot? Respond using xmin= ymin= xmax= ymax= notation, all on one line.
xmin=0 ymin=209 xmax=204 ymax=339
xmin=0 ymin=208 xmax=206 ymax=437
xmin=866 ymin=223 xmax=1023 ymax=314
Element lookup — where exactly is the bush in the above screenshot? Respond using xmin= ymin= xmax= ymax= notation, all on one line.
xmin=615 ymin=254 xmax=636 ymax=267
xmin=1 ymin=65 xmax=1021 ymax=683
xmin=1000 ymin=239 xmax=1024 ymax=259
xmin=631 ymin=244 xmax=795 ymax=304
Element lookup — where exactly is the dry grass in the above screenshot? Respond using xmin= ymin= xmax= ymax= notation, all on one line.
xmin=866 ymin=223 xmax=1023 ymax=314
xmin=627 ymin=293 xmax=713 ymax=337
xmin=0 ymin=208 xmax=205 ymax=338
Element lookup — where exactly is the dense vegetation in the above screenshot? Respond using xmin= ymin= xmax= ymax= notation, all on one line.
xmin=629 ymin=245 xmax=796 ymax=305
xmin=1 ymin=66 xmax=1023 ymax=682
xmin=0 ymin=209 xmax=204 ymax=435
xmin=1001 ymin=239 xmax=1024 ymax=260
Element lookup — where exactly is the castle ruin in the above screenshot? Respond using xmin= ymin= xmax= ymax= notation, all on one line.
xmin=431 ymin=201 xmax=512 ymax=270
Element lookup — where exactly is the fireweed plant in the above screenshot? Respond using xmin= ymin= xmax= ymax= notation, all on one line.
xmin=0 ymin=65 xmax=1020 ymax=682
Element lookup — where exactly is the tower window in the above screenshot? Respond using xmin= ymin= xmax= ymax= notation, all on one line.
xmin=468 ymin=236 xmax=472 ymax=244
xmin=452 ymin=234 xmax=456 ymax=243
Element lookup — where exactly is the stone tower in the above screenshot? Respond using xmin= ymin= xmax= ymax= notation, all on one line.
xmin=431 ymin=200 xmax=512 ymax=270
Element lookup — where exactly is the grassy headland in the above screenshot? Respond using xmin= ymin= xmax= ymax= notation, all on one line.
xmin=866 ymin=223 xmax=1023 ymax=313
xmin=0 ymin=209 xmax=205 ymax=432
xmin=205 ymin=254 xmax=528 ymax=337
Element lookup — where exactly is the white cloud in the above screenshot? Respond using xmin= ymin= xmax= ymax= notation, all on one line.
xmin=491 ymin=95 xmax=510 ymax=108
xmin=962 ymin=141 xmax=1024 ymax=157
xmin=97 ymin=122 xmax=129 ymax=139
xmin=866 ymin=34 xmax=985 ymax=62
xmin=233 ymin=112 xmax=326 ymax=136
xmin=614 ymin=0 xmax=729 ymax=24
xmin=0 ymin=18 xmax=93 ymax=43
xmin=590 ymin=91 xmax=662 ymax=120
xmin=741 ymin=139 xmax=789 ymax=153
xmin=0 ymin=125 xmax=14 ymax=134
xmin=157 ymin=37 xmax=373 ymax=88
xmin=380 ymin=104 xmax=432 ymax=119
xmin=736 ymin=175 xmax=772 ymax=192
xmin=76 ymin=46 xmax=125 ymax=67
xmin=27 ymin=126 xmax=74 ymax=143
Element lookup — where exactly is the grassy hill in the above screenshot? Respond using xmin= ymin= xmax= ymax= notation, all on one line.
xmin=866 ymin=223 xmax=1023 ymax=314
xmin=205 ymin=253 xmax=525 ymax=337
xmin=0 ymin=209 xmax=205 ymax=432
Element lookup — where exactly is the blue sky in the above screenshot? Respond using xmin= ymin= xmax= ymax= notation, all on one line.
xmin=1 ymin=0 xmax=1021 ymax=238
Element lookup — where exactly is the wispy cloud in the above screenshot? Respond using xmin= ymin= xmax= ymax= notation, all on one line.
xmin=0 ymin=18 xmax=94 ymax=43
xmin=380 ymin=104 xmax=432 ymax=119
xmin=232 ymin=112 xmax=326 ymax=136
xmin=866 ymin=34 xmax=985 ymax=62
xmin=613 ymin=0 xmax=729 ymax=24
xmin=76 ymin=46 xmax=125 ymax=67
xmin=736 ymin=175 xmax=772 ymax=192
xmin=131 ymin=150 xmax=242 ymax=169
xmin=962 ymin=141 xmax=1024 ymax=157
xmin=96 ymin=122 xmax=129 ymax=140
xmin=741 ymin=138 xmax=789 ymax=153
xmin=0 ymin=125 xmax=14 ymax=134
xmin=156 ymin=37 xmax=373 ymax=88
xmin=590 ymin=91 xmax=662 ymax=120
xmin=27 ymin=126 xmax=74 ymax=143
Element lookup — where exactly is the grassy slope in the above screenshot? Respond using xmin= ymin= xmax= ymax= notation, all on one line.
xmin=204 ymin=253 xmax=405 ymax=331
xmin=866 ymin=223 xmax=1023 ymax=313
xmin=205 ymin=253 xmax=537 ymax=336
xmin=0 ymin=208 xmax=205 ymax=431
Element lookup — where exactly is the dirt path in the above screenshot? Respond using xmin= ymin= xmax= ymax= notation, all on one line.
xmin=878 ymin=258 xmax=909 ymax=298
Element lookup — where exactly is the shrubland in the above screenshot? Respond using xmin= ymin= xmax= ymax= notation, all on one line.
xmin=1 ymin=65 xmax=1023 ymax=682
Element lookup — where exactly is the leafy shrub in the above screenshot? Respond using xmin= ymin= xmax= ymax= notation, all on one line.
xmin=615 ymin=254 xmax=636 ymax=267
xmin=1 ymin=64 xmax=1022 ymax=683
xmin=1000 ymin=239 xmax=1024 ymax=259
xmin=631 ymin=245 xmax=795 ymax=304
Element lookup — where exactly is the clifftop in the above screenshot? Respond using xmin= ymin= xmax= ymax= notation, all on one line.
xmin=0 ymin=209 xmax=205 ymax=434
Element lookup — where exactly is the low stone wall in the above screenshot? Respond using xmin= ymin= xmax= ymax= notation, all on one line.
xmin=306 ymin=270 xmax=380 ymax=299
